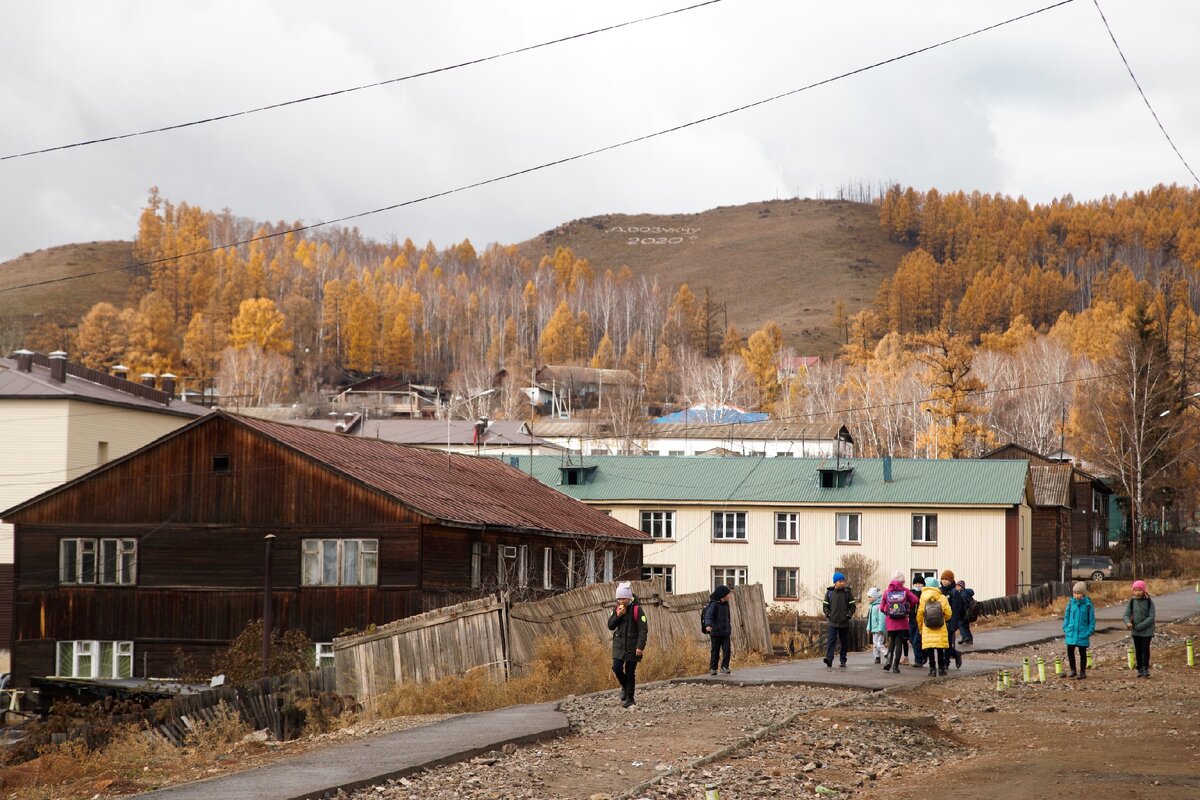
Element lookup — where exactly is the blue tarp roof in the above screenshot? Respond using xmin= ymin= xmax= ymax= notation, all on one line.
xmin=652 ymin=406 xmax=769 ymax=424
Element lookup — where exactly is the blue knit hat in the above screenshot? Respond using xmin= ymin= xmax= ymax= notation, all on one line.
xmin=833 ymin=571 xmax=846 ymax=583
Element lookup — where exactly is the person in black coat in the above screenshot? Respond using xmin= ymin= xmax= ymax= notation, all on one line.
xmin=939 ymin=570 xmax=965 ymax=669
xmin=703 ymin=584 xmax=734 ymax=675
xmin=908 ymin=575 xmax=925 ymax=668
xmin=608 ymin=582 xmax=648 ymax=707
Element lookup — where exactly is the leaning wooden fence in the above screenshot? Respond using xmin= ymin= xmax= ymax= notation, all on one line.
xmin=335 ymin=580 xmax=771 ymax=704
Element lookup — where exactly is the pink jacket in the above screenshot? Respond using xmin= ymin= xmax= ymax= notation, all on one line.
xmin=880 ymin=580 xmax=919 ymax=632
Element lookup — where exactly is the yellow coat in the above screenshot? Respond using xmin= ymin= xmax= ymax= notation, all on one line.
xmin=917 ymin=586 xmax=953 ymax=649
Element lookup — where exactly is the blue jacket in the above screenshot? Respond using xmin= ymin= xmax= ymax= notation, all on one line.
xmin=1062 ymin=596 xmax=1096 ymax=647
xmin=866 ymin=601 xmax=887 ymax=634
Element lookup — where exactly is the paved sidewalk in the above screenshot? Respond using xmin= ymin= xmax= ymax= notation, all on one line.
xmin=136 ymin=588 xmax=1200 ymax=799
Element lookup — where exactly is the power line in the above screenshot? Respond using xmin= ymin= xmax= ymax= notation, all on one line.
xmin=0 ymin=0 xmax=1078 ymax=296
xmin=1090 ymin=0 xmax=1199 ymax=185
xmin=0 ymin=1 xmax=725 ymax=162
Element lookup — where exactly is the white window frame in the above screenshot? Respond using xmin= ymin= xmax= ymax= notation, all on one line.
xmin=712 ymin=511 xmax=747 ymax=541
xmin=774 ymin=567 xmax=799 ymax=599
xmin=911 ymin=514 xmax=938 ymax=544
xmin=56 ymin=640 xmax=133 ymax=679
xmin=301 ymin=538 xmax=378 ymax=586
xmin=566 ymin=550 xmax=576 ymax=589
xmin=641 ymin=565 xmax=674 ymax=593
xmin=585 ymin=548 xmax=596 ymax=585
xmin=60 ymin=538 xmax=137 ymax=585
xmin=640 ymin=510 xmax=676 ymax=540
xmin=836 ymin=513 xmax=861 ymax=544
xmin=542 ymin=547 xmax=553 ymax=590
xmin=912 ymin=569 xmax=937 ymax=587
xmin=314 ymin=643 xmax=336 ymax=669
xmin=603 ymin=550 xmax=614 ymax=582
xmin=518 ymin=545 xmax=529 ymax=588
xmin=775 ymin=512 xmax=799 ymax=542
xmin=712 ymin=566 xmax=748 ymax=588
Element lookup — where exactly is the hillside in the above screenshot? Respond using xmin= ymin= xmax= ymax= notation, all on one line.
xmin=0 ymin=240 xmax=135 ymax=339
xmin=520 ymin=198 xmax=911 ymax=355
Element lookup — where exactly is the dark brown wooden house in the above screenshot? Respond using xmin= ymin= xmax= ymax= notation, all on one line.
xmin=981 ymin=443 xmax=1113 ymax=582
xmin=1 ymin=411 xmax=647 ymax=685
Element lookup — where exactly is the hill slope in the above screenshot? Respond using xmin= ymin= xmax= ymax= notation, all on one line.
xmin=0 ymin=240 xmax=135 ymax=336
xmin=520 ymin=199 xmax=910 ymax=355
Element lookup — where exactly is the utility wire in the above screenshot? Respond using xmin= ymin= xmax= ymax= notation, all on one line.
xmin=1091 ymin=0 xmax=1199 ymax=185
xmin=0 ymin=0 xmax=725 ymax=162
xmin=0 ymin=0 xmax=1077 ymax=296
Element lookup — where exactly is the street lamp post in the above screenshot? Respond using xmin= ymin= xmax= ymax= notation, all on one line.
xmin=446 ymin=388 xmax=498 ymax=472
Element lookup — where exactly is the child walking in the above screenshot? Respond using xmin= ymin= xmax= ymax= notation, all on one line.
xmin=866 ymin=587 xmax=887 ymax=664
xmin=607 ymin=582 xmax=648 ymax=706
xmin=1062 ymin=581 xmax=1095 ymax=679
xmin=917 ymin=581 xmax=952 ymax=676
xmin=1123 ymin=579 xmax=1156 ymax=678
xmin=881 ymin=576 xmax=919 ymax=673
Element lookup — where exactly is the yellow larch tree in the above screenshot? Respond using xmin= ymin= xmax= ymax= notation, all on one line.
xmin=230 ymin=298 xmax=290 ymax=353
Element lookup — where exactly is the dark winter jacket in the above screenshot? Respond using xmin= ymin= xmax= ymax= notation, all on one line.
xmin=703 ymin=588 xmax=733 ymax=637
xmin=823 ymin=585 xmax=857 ymax=626
xmin=608 ymin=597 xmax=648 ymax=661
xmin=1123 ymin=595 xmax=1156 ymax=637
xmin=939 ymin=582 xmax=966 ymax=626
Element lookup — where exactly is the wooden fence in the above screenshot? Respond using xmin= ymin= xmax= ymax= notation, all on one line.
xmin=335 ymin=580 xmax=771 ymax=703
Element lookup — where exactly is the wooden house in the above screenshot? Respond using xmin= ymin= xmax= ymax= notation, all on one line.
xmin=1 ymin=411 xmax=646 ymax=685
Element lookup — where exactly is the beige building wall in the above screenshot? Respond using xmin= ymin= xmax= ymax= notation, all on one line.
xmin=612 ymin=503 xmax=1026 ymax=616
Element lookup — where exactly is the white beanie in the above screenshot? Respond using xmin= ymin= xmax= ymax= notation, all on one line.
xmin=891 ymin=570 xmax=905 ymax=582
xmin=867 ymin=587 xmax=881 ymax=600
xmin=615 ymin=581 xmax=634 ymax=600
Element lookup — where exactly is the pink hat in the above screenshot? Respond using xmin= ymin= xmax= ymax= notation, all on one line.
xmin=1131 ymin=580 xmax=1147 ymax=591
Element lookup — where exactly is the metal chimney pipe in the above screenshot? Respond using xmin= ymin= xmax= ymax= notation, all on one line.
xmin=13 ymin=349 xmax=33 ymax=372
xmin=49 ymin=350 xmax=67 ymax=383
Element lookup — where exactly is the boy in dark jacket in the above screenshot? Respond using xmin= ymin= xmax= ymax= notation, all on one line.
xmin=703 ymin=584 xmax=734 ymax=675
xmin=822 ymin=571 xmax=857 ymax=668
xmin=955 ymin=579 xmax=976 ymax=644
xmin=908 ymin=575 xmax=925 ymax=668
xmin=939 ymin=570 xmax=964 ymax=669
xmin=608 ymin=582 xmax=648 ymax=707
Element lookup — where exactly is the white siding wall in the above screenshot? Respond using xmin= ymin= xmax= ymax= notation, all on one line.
xmin=621 ymin=504 xmax=1017 ymax=615
xmin=641 ymin=438 xmax=841 ymax=458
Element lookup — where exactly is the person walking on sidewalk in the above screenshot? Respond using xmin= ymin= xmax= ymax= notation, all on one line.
xmin=881 ymin=577 xmax=919 ymax=673
xmin=918 ymin=581 xmax=952 ymax=676
xmin=866 ymin=587 xmax=887 ymax=664
xmin=908 ymin=575 xmax=926 ymax=669
xmin=608 ymin=581 xmax=648 ymax=707
xmin=703 ymin=584 xmax=733 ymax=675
xmin=1123 ymin=579 xmax=1156 ymax=678
xmin=1062 ymin=581 xmax=1096 ymax=679
xmin=939 ymin=570 xmax=965 ymax=669
xmin=823 ymin=572 xmax=857 ymax=668
xmin=956 ymin=579 xmax=976 ymax=644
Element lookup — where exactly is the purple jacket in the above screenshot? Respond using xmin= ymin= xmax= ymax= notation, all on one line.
xmin=880 ymin=580 xmax=919 ymax=632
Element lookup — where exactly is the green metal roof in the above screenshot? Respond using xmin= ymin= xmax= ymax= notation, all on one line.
xmin=502 ymin=455 xmax=1031 ymax=507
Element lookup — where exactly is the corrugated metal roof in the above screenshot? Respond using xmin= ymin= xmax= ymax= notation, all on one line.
xmin=288 ymin=418 xmax=561 ymax=448
xmin=528 ymin=419 xmax=849 ymax=441
xmin=505 ymin=455 xmax=1030 ymax=506
xmin=232 ymin=414 xmax=644 ymax=540
xmin=1030 ymin=464 xmax=1072 ymax=507
xmin=0 ymin=358 xmax=208 ymax=417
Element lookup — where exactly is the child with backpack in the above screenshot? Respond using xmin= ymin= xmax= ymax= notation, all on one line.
xmin=956 ymin=579 xmax=977 ymax=644
xmin=1062 ymin=581 xmax=1096 ymax=679
xmin=918 ymin=581 xmax=952 ymax=676
xmin=822 ymin=572 xmax=857 ymax=668
xmin=866 ymin=587 xmax=887 ymax=664
xmin=702 ymin=584 xmax=733 ymax=675
xmin=1123 ymin=579 xmax=1156 ymax=678
xmin=608 ymin=582 xmax=648 ymax=707
xmin=881 ymin=577 xmax=919 ymax=673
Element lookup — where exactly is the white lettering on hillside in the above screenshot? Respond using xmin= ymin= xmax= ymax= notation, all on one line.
xmin=605 ymin=226 xmax=699 ymax=244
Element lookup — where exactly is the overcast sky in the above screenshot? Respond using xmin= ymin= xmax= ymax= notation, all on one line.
xmin=1 ymin=0 xmax=1198 ymax=264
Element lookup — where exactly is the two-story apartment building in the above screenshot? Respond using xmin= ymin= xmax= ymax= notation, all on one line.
xmin=509 ymin=455 xmax=1033 ymax=614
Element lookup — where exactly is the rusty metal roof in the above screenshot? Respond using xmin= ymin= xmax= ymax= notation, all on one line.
xmin=1029 ymin=463 xmax=1073 ymax=508
xmin=232 ymin=413 xmax=645 ymax=541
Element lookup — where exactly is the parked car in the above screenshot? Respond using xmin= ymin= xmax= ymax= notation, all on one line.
xmin=1071 ymin=555 xmax=1115 ymax=581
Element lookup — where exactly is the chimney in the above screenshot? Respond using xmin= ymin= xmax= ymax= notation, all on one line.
xmin=13 ymin=349 xmax=33 ymax=372
xmin=140 ymin=372 xmax=157 ymax=388
xmin=112 ymin=364 xmax=130 ymax=380
xmin=160 ymin=373 xmax=177 ymax=398
xmin=49 ymin=350 xmax=67 ymax=383
xmin=883 ymin=454 xmax=893 ymax=483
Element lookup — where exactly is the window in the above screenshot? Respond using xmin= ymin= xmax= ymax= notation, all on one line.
xmin=712 ymin=512 xmax=747 ymax=541
xmin=668 ymin=450 xmax=685 ymax=456
xmin=60 ymin=538 xmax=136 ymax=585
xmin=585 ymin=548 xmax=596 ymax=585
xmin=212 ymin=454 xmax=231 ymax=474
xmin=471 ymin=542 xmax=482 ymax=589
xmin=301 ymin=539 xmax=378 ymax=586
xmin=911 ymin=514 xmax=938 ymax=544
xmin=774 ymin=567 xmax=799 ymax=599
xmin=836 ymin=513 xmax=861 ymax=544
xmin=97 ymin=441 xmax=109 ymax=464
xmin=603 ymin=550 xmax=614 ymax=583
xmin=641 ymin=565 xmax=674 ymax=593
xmin=56 ymin=640 xmax=133 ymax=679
xmin=542 ymin=547 xmax=553 ymax=590
xmin=518 ymin=545 xmax=529 ymax=588
xmin=712 ymin=566 xmax=748 ymax=588
xmin=314 ymin=643 xmax=335 ymax=669
xmin=640 ymin=510 xmax=676 ymax=540
xmin=775 ymin=513 xmax=799 ymax=542
xmin=566 ymin=550 xmax=576 ymax=589
xmin=912 ymin=569 xmax=937 ymax=587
